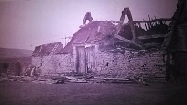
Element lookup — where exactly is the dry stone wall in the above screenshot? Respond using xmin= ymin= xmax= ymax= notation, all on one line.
xmin=32 ymin=54 xmax=74 ymax=76
xmin=32 ymin=49 xmax=166 ymax=80
xmin=94 ymin=50 xmax=166 ymax=79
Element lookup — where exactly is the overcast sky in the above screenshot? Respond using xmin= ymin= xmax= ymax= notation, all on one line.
xmin=0 ymin=0 xmax=178 ymax=50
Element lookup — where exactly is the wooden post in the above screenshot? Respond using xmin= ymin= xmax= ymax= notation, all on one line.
xmin=73 ymin=46 xmax=78 ymax=73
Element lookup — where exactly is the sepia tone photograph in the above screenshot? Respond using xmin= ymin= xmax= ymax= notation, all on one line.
xmin=0 ymin=0 xmax=187 ymax=105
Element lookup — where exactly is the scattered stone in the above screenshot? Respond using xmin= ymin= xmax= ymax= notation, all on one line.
xmin=54 ymin=79 xmax=65 ymax=84
xmin=75 ymin=78 xmax=87 ymax=83
xmin=0 ymin=78 xmax=9 ymax=83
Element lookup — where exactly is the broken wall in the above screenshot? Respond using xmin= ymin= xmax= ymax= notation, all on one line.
xmin=32 ymin=54 xmax=74 ymax=76
xmin=0 ymin=57 xmax=31 ymax=75
xmin=94 ymin=50 xmax=165 ymax=80
xmin=32 ymin=45 xmax=166 ymax=80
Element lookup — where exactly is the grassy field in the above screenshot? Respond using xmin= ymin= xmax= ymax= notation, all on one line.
xmin=0 ymin=81 xmax=187 ymax=105
xmin=0 ymin=48 xmax=32 ymax=59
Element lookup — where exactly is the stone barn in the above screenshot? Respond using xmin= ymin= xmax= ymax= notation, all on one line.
xmin=32 ymin=8 xmax=174 ymax=80
xmin=70 ymin=20 xmax=169 ymax=80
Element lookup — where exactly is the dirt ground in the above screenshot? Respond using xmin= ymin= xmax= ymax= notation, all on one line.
xmin=0 ymin=80 xmax=187 ymax=105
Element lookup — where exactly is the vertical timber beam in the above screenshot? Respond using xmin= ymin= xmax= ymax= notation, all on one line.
xmin=73 ymin=46 xmax=78 ymax=73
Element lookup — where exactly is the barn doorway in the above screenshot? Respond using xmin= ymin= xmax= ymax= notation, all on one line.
xmin=76 ymin=46 xmax=95 ymax=74
xmin=85 ymin=46 xmax=95 ymax=73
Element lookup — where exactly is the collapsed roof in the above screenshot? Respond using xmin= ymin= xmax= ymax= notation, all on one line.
xmin=32 ymin=42 xmax=63 ymax=57
xmin=72 ymin=21 xmax=116 ymax=44
xmin=32 ymin=7 xmax=173 ymax=56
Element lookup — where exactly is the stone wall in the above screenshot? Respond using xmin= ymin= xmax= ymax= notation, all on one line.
xmin=0 ymin=57 xmax=31 ymax=75
xmin=32 ymin=49 xmax=166 ymax=80
xmin=32 ymin=54 xmax=74 ymax=76
xmin=94 ymin=50 xmax=166 ymax=80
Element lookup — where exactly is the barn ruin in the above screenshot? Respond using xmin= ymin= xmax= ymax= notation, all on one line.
xmin=32 ymin=1 xmax=187 ymax=81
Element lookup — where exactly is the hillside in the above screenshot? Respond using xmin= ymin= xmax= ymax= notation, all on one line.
xmin=0 ymin=48 xmax=33 ymax=59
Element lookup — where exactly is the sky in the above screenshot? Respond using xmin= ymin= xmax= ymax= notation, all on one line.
xmin=0 ymin=0 xmax=178 ymax=50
